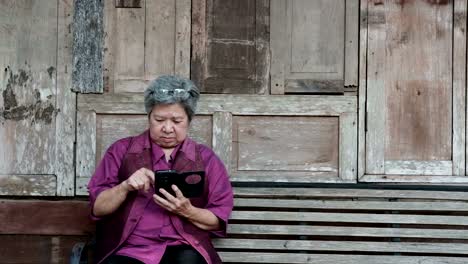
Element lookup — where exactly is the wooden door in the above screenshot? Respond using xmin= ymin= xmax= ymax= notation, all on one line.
xmin=0 ymin=0 xmax=75 ymax=196
xmin=360 ymin=0 xmax=468 ymax=183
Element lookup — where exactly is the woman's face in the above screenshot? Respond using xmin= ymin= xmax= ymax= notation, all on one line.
xmin=149 ymin=103 xmax=189 ymax=149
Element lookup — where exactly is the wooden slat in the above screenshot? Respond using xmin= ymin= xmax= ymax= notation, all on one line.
xmin=174 ymin=0 xmax=191 ymax=78
xmin=453 ymin=0 xmax=467 ymax=176
xmin=212 ymin=112 xmax=232 ymax=174
xmin=78 ymin=94 xmax=357 ymax=115
xmin=71 ymin=0 xmax=104 ymax=93
xmin=219 ymin=252 xmax=468 ymax=264
xmin=360 ymin=175 xmax=468 ymax=184
xmin=384 ymin=161 xmax=452 ymax=176
xmin=339 ymin=112 xmax=357 ymax=181
xmin=0 ymin=200 xmax=94 ymax=235
xmin=227 ymin=224 xmax=468 ymax=239
xmin=56 ymin=0 xmax=76 ymax=196
xmin=233 ymin=188 xmax=468 ymax=201
xmin=76 ymin=111 xmax=96 ymax=179
xmin=357 ymin=0 xmax=368 ymax=179
xmin=234 ymin=198 xmax=468 ymax=211
xmin=344 ymin=0 xmax=359 ymax=88
xmin=230 ymin=211 xmax=468 ymax=226
xmin=214 ymin=239 xmax=468 ymax=255
xmin=270 ymin=0 xmax=287 ymax=94
xmin=0 ymin=175 xmax=56 ymax=196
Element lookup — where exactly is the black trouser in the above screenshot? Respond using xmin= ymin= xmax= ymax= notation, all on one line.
xmin=104 ymin=245 xmax=207 ymax=264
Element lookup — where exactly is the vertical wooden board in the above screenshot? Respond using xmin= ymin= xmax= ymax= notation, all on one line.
xmin=56 ymin=0 xmax=76 ymax=196
xmin=175 ymin=0 xmax=191 ymax=78
xmin=453 ymin=0 xmax=466 ymax=176
xmin=358 ymin=0 xmax=368 ymax=179
xmin=72 ymin=0 xmax=104 ymax=93
xmin=271 ymin=0 xmax=345 ymax=94
xmin=383 ymin=1 xmax=452 ymax=161
xmin=233 ymin=116 xmax=339 ymax=172
xmin=76 ymin=111 xmax=96 ymax=179
xmin=191 ymin=0 xmax=269 ymax=94
xmin=95 ymin=114 xmax=212 ymax=161
xmin=339 ymin=112 xmax=357 ymax=181
xmin=113 ymin=2 xmax=146 ymax=93
xmin=103 ymin=0 xmax=117 ymax=93
xmin=213 ymin=112 xmax=232 ymax=173
xmin=366 ymin=0 xmax=386 ymax=174
xmin=145 ymin=0 xmax=176 ymax=80
xmin=270 ymin=0 xmax=287 ymax=94
xmin=344 ymin=0 xmax=359 ymax=89
xmin=0 ymin=1 xmax=58 ymax=175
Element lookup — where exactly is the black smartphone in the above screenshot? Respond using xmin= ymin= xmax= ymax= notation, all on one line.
xmin=154 ymin=170 xmax=205 ymax=198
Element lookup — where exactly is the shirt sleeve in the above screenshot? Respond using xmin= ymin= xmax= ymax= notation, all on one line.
xmin=199 ymin=145 xmax=234 ymax=237
xmin=87 ymin=137 xmax=131 ymax=221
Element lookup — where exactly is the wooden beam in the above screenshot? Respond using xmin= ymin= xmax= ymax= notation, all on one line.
xmin=0 ymin=175 xmax=56 ymax=196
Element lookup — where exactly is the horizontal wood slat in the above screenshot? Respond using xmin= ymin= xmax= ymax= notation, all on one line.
xmin=230 ymin=211 xmax=468 ymax=226
xmin=227 ymin=224 xmax=468 ymax=239
xmin=219 ymin=252 xmax=468 ymax=264
xmin=213 ymin=239 xmax=468 ymax=255
xmin=0 ymin=200 xmax=94 ymax=235
xmin=233 ymin=187 xmax=468 ymax=201
xmin=234 ymin=198 xmax=468 ymax=211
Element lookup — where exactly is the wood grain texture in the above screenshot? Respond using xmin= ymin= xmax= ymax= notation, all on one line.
xmin=78 ymin=94 xmax=357 ymax=115
xmin=361 ymin=175 xmax=468 ymax=184
xmin=384 ymin=161 xmax=452 ymax=175
xmin=219 ymin=253 xmax=468 ymax=264
xmin=72 ymin=0 xmax=104 ymax=93
xmin=191 ymin=0 xmax=269 ymax=94
xmin=270 ymin=0 xmax=345 ymax=94
xmin=344 ymin=0 xmax=359 ymax=88
xmin=357 ymin=0 xmax=368 ymax=179
xmin=0 ymin=1 xmax=59 ymax=177
xmin=175 ymin=0 xmax=191 ymax=77
xmin=56 ymin=0 xmax=76 ymax=196
xmin=0 ymin=175 xmax=56 ymax=196
xmin=212 ymin=112 xmax=232 ymax=173
xmin=76 ymin=111 xmax=96 ymax=179
xmin=453 ymin=0 xmax=467 ymax=176
xmin=339 ymin=112 xmax=357 ymax=181
xmin=0 ymin=200 xmax=94 ymax=235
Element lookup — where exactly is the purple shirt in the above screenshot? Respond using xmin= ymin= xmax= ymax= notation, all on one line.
xmin=88 ymin=135 xmax=233 ymax=264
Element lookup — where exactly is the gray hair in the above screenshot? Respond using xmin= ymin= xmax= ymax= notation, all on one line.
xmin=144 ymin=75 xmax=200 ymax=121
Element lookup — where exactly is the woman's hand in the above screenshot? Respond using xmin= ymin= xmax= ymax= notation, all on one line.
xmin=153 ymin=185 xmax=195 ymax=218
xmin=123 ymin=168 xmax=155 ymax=192
xmin=153 ymin=185 xmax=220 ymax=231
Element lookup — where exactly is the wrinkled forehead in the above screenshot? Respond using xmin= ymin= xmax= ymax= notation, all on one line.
xmin=150 ymin=103 xmax=188 ymax=118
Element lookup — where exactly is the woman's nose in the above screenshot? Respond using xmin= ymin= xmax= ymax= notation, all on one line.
xmin=162 ymin=122 xmax=173 ymax=133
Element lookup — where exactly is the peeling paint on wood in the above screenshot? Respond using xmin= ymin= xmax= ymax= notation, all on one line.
xmin=72 ymin=0 xmax=104 ymax=93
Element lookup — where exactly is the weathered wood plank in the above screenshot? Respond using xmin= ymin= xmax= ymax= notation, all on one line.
xmin=360 ymin=175 xmax=468 ymax=184
xmin=103 ymin=0 xmax=117 ymax=92
xmin=212 ymin=112 xmax=232 ymax=174
xmin=233 ymin=188 xmax=468 ymax=201
xmin=453 ymin=0 xmax=467 ymax=176
xmin=76 ymin=176 xmax=90 ymax=196
xmin=229 ymin=173 xmax=349 ymax=183
xmin=269 ymin=0 xmax=286 ymax=94
xmin=344 ymin=0 xmax=359 ymax=88
xmin=76 ymin=111 xmax=96 ymax=179
xmin=115 ymin=0 xmax=142 ymax=8
xmin=0 ymin=200 xmax=94 ymax=235
xmin=56 ymin=0 xmax=76 ymax=196
xmin=175 ymin=0 xmax=191 ymax=78
xmin=365 ymin=0 xmax=385 ymax=174
xmin=357 ymin=0 xmax=368 ymax=179
xmin=214 ymin=239 xmax=468 ymax=255
xmin=227 ymin=224 xmax=468 ymax=239
xmin=219 ymin=252 xmax=468 ymax=264
xmin=0 ymin=1 xmax=58 ymax=178
xmin=234 ymin=198 xmax=468 ymax=211
xmin=0 ymin=175 xmax=56 ymax=196
xmin=384 ymin=161 xmax=452 ymax=176
xmin=230 ymin=211 xmax=468 ymax=226
xmin=113 ymin=3 xmax=145 ymax=93
xmin=339 ymin=112 xmax=357 ymax=181
xmin=72 ymin=0 xmax=104 ymax=93
xmin=78 ymin=94 xmax=357 ymax=115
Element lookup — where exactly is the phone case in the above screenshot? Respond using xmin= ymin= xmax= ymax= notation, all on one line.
xmin=155 ymin=170 xmax=205 ymax=198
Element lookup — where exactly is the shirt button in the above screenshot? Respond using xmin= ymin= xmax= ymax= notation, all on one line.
xmin=194 ymin=240 xmax=200 ymax=245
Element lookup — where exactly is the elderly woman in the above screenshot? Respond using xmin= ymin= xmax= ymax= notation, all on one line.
xmin=88 ymin=75 xmax=234 ymax=264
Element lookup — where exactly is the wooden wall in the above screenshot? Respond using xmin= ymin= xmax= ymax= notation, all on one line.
xmin=1 ymin=0 xmax=468 ymax=195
